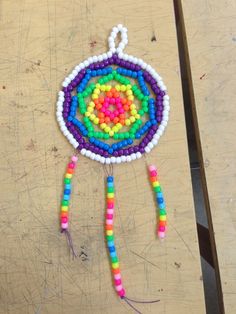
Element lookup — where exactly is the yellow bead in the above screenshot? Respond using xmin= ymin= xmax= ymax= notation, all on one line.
xmin=126 ymin=84 xmax=131 ymax=90
xmin=100 ymin=85 xmax=106 ymax=91
xmin=152 ymin=181 xmax=160 ymax=187
xmin=89 ymin=101 xmax=95 ymax=108
xmin=112 ymin=262 xmax=119 ymax=269
xmin=115 ymin=85 xmax=121 ymax=91
xmin=65 ymin=173 xmax=72 ymax=179
xmin=107 ymin=193 xmax=114 ymax=198
xmin=95 ymin=83 xmax=100 ymax=88
xmin=130 ymin=104 xmax=136 ymax=110
xmin=112 ymin=126 xmax=118 ymax=133
xmin=131 ymin=109 xmax=137 ymax=116
xmin=130 ymin=116 xmax=135 ymax=123
xmin=159 ymin=215 xmax=167 ymax=221
xmin=94 ymin=117 xmax=99 ymax=125
xmin=116 ymin=123 xmax=122 ymax=129
xmin=120 ymin=85 xmax=126 ymax=92
xmin=135 ymin=114 xmax=140 ymax=119
xmin=128 ymin=95 xmax=134 ymax=101
xmin=94 ymin=88 xmax=100 ymax=95
xmin=109 ymin=130 xmax=114 ymax=136
xmin=125 ymin=119 xmax=131 ymax=126
xmin=61 ymin=206 xmax=68 ymax=212
xmin=105 ymin=126 xmax=110 ymax=133
xmin=85 ymin=111 xmax=91 ymax=117
xmin=88 ymin=106 xmax=94 ymax=113
xmin=100 ymin=123 xmax=106 ymax=129
xmin=106 ymin=85 xmax=111 ymax=91
xmin=90 ymin=114 xmax=95 ymax=121
xmin=92 ymin=94 xmax=98 ymax=100
xmin=126 ymin=90 xmax=132 ymax=96
xmin=106 ymin=230 xmax=113 ymax=236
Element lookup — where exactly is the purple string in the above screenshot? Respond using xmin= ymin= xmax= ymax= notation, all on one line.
xmin=61 ymin=229 xmax=77 ymax=258
xmin=124 ymin=296 xmax=160 ymax=304
xmin=123 ymin=298 xmax=142 ymax=314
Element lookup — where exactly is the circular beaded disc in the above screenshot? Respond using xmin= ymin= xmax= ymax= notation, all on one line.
xmin=56 ymin=25 xmax=170 ymax=164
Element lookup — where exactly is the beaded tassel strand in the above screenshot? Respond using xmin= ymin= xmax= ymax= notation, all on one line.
xmin=105 ymin=167 xmax=160 ymax=314
xmin=149 ymin=165 xmax=167 ymax=238
xmin=60 ymin=155 xmax=78 ymax=257
xmin=105 ymin=174 xmax=126 ymax=298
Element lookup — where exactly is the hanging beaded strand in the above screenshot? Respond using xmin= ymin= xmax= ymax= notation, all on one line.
xmin=149 ymin=165 xmax=167 ymax=238
xmin=60 ymin=155 xmax=78 ymax=257
xmin=105 ymin=174 xmax=126 ymax=298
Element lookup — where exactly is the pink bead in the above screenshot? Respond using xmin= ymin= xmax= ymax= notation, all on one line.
xmin=150 ymin=170 xmax=157 ymax=177
xmin=61 ymin=216 xmax=68 ymax=223
xmin=68 ymin=162 xmax=75 ymax=169
xmin=118 ymin=289 xmax=126 ymax=297
xmin=106 ymin=214 xmax=113 ymax=219
xmin=106 ymin=219 xmax=113 ymax=225
xmin=114 ymin=110 xmax=119 ymax=116
xmin=108 ymin=203 xmax=114 ymax=209
xmin=61 ymin=222 xmax=68 ymax=229
xmin=115 ymin=279 xmax=122 ymax=286
xmin=101 ymin=107 xmax=106 ymax=113
xmin=119 ymin=108 xmax=124 ymax=114
xmin=149 ymin=165 xmax=156 ymax=172
xmin=116 ymin=98 xmax=121 ymax=104
xmin=71 ymin=156 xmax=78 ymax=162
xmin=107 ymin=209 xmax=114 ymax=214
xmin=115 ymin=284 xmax=123 ymax=292
xmin=114 ymin=273 xmax=121 ymax=280
xmin=110 ymin=113 xmax=115 ymax=120
xmin=110 ymin=98 xmax=115 ymax=104
xmin=158 ymin=231 xmax=165 ymax=239
xmin=159 ymin=226 xmax=165 ymax=232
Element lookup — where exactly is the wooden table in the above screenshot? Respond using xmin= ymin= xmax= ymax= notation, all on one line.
xmin=181 ymin=1 xmax=236 ymax=313
xmin=0 ymin=1 xmax=205 ymax=313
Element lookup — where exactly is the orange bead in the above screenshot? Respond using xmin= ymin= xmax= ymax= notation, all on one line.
xmin=99 ymin=96 xmax=104 ymax=104
xmin=150 ymin=176 xmax=157 ymax=182
xmin=67 ymin=168 xmax=74 ymax=174
xmin=99 ymin=118 xmax=105 ymax=124
xmin=60 ymin=212 xmax=68 ymax=218
xmin=96 ymin=103 xmax=102 ymax=110
xmin=113 ymin=117 xmax=119 ymax=124
xmin=127 ymin=100 xmax=132 ymax=106
xmin=106 ymin=225 xmax=113 ymax=230
xmin=119 ymin=113 xmax=125 ymax=119
xmin=120 ymin=119 xmax=125 ymax=125
xmin=98 ymin=112 xmax=105 ymax=118
xmin=113 ymin=92 xmax=119 ymax=98
xmin=110 ymin=88 xmax=116 ymax=94
xmin=107 ymin=198 xmax=114 ymax=203
xmin=106 ymin=91 xmax=112 ymax=98
xmin=123 ymin=105 xmax=129 ymax=111
xmin=112 ymin=268 xmax=120 ymax=274
xmin=94 ymin=99 xmax=99 ymax=105
xmin=105 ymin=117 xmax=110 ymax=123
xmin=159 ymin=220 xmax=167 ymax=227
xmin=121 ymin=98 xmax=127 ymax=105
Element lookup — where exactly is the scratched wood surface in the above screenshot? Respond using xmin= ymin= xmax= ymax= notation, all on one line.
xmin=181 ymin=0 xmax=236 ymax=313
xmin=0 ymin=1 xmax=205 ymax=313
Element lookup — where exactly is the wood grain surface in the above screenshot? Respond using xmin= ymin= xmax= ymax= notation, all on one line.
xmin=181 ymin=0 xmax=236 ymax=313
xmin=0 ymin=1 xmax=205 ymax=313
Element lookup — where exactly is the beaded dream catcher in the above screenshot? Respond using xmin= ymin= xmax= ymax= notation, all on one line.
xmin=56 ymin=25 xmax=170 ymax=313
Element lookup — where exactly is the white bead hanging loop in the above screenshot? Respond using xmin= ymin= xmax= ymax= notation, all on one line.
xmin=108 ymin=24 xmax=128 ymax=54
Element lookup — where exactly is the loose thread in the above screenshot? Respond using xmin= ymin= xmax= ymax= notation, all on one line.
xmin=122 ymin=297 xmax=142 ymax=314
xmin=124 ymin=296 xmax=160 ymax=304
xmin=61 ymin=229 xmax=77 ymax=258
